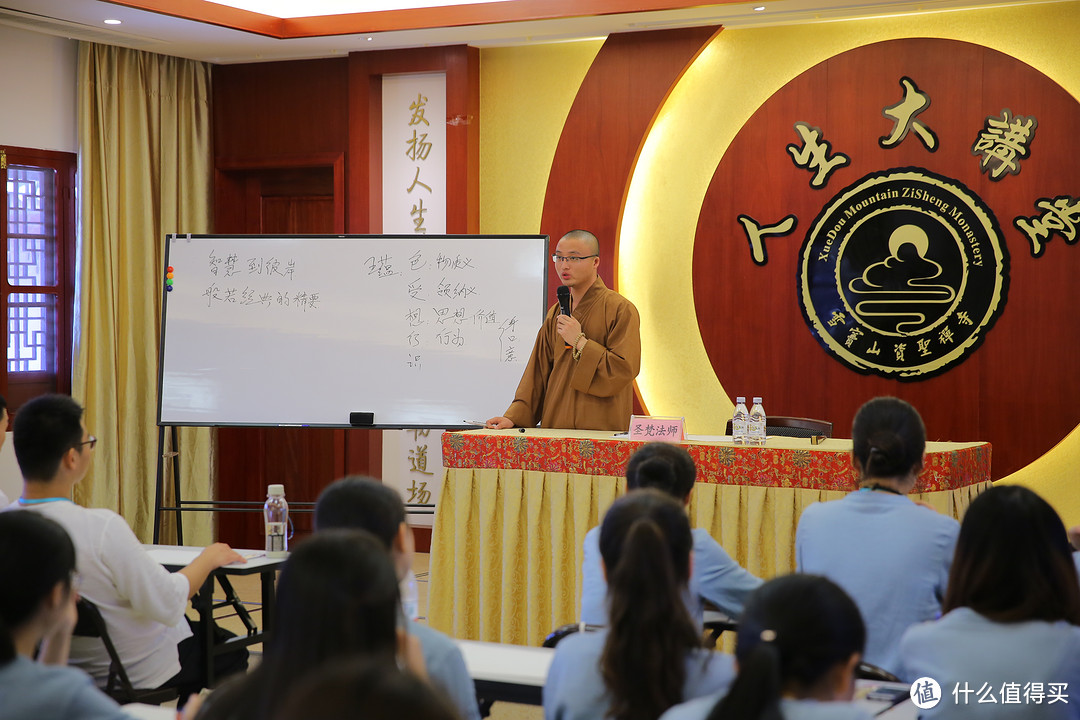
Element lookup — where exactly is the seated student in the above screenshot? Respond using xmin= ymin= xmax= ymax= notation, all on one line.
xmin=795 ymin=396 xmax=958 ymax=676
xmin=273 ymin=658 xmax=460 ymax=720
xmin=8 ymin=394 xmax=246 ymax=700
xmin=0 ymin=510 xmax=132 ymax=720
xmin=314 ymin=476 xmax=480 ymax=720
xmin=581 ymin=442 xmax=761 ymax=627
xmin=660 ymin=574 xmax=872 ymax=720
xmin=198 ymin=529 xmax=427 ymax=720
xmin=544 ymin=489 xmax=735 ymax=720
xmin=897 ymin=485 xmax=1080 ymax=718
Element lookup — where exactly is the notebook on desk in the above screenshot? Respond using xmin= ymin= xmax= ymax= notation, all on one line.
xmin=143 ymin=545 xmax=264 ymax=567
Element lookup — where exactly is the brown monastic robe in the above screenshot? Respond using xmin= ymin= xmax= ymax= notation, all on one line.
xmin=503 ymin=276 xmax=641 ymax=431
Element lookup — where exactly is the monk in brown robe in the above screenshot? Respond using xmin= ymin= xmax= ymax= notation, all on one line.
xmin=486 ymin=230 xmax=641 ymax=431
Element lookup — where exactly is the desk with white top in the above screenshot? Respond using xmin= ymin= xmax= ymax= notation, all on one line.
xmin=455 ymin=638 xmax=553 ymax=706
xmin=123 ymin=703 xmax=177 ymax=719
xmin=143 ymin=545 xmax=285 ymax=687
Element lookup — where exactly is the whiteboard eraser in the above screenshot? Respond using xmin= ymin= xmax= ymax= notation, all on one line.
xmin=349 ymin=412 xmax=374 ymax=426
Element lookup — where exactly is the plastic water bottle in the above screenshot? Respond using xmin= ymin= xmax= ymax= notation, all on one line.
xmin=401 ymin=571 xmax=420 ymax=621
xmin=749 ymin=397 xmax=766 ymax=446
xmin=264 ymin=484 xmax=289 ymax=559
xmin=732 ymin=397 xmax=749 ymax=445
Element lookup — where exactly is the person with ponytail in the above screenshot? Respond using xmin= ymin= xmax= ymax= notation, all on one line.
xmin=795 ymin=396 xmax=958 ymax=676
xmin=661 ymin=574 xmax=872 ymax=720
xmin=896 ymin=486 xmax=1080 ymax=717
xmin=197 ymin=529 xmax=427 ymax=720
xmin=580 ymin=442 xmax=761 ymax=626
xmin=544 ymin=489 xmax=735 ymax=720
xmin=0 ymin=510 xmax=129 ymax=719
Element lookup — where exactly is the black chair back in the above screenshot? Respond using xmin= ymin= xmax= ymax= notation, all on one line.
xmin=725 ymin=415 xmax=833 ymax=439
xmin=73 ymin=598 xmax=180 ymax=706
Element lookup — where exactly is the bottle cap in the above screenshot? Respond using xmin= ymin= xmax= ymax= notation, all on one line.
xmin=753 ymin=397 xmax=762 ymax=404
xmin=736 ymin=397 xmax=746 ymax=403
xmin=268 ymin=484 xmax=285 ymax=496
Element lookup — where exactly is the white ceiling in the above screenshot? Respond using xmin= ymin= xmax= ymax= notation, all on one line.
xmin=0 ymin=0 xmax=1054 ymax=64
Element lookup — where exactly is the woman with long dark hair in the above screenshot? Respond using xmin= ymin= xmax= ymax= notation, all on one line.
xmin=544 ymin=489 xmax=734 ymax=720
xmin=198 ymin=529 xmax=425 ymax=720
xmin=580 ymin=442 xmax=761 ymax=627
xmin=0 ymin=510 xmax=130 ymax=719
xmin=661 ymin=574 xmax=871 ymax=720
xmin=897 ymin=485 xmax=1080 ymax=718
xmin=795 ymin=396 xmax=958 ymax=675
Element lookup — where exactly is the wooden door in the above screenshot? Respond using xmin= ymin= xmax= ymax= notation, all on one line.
xmin=214 ymin=165 xmax=381 ymax=548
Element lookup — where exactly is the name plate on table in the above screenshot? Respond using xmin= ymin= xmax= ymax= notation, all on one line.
xmin=628 ymin=415 xmax=685 ymax=442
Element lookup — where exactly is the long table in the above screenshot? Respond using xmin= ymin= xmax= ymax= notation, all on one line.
xmin=429 ymin=429 xmax=990 ymax=646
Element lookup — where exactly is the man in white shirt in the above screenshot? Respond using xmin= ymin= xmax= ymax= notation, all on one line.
xmin=6 ymin=394 xmax=247 ymax=702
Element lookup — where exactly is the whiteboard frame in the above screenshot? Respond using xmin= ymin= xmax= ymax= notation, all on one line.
xmin=156 ymin=233 xmax=550 ymax=429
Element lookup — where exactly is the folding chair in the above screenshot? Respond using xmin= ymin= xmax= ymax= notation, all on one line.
xmin=701 ymin=601 xmax=738 ymax=647
xmin=73 ymin=597 xmax=181 ymax=705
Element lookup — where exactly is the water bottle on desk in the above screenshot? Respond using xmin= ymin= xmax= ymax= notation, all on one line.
xmin=732 ymin=397 xmax=749 ymax=444
xmin=264 ymin=484 xmax=289 ymax=558
xmin=749 ymin=397 xmax=766 ymax=446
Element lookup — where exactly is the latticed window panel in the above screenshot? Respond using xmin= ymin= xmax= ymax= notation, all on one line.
xmin=6 ymin=165 xmax=57 ymax=286
xmin=7 ymin=293 xmax=55 ymax=373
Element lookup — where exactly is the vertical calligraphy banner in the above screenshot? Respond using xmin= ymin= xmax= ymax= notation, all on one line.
xmin=381 ymin=72 xmax=448 ymax=525
xmin=382 ymin=72 xmax=447 ymax=235
xmin=382 ymin=428 xmax=441 ymax=529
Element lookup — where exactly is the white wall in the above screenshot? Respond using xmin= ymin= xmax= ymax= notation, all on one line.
xmin=0 ymin=433 xmax=19 ymax=504
xmin=0 ymin=24 xmax=78 ymax=153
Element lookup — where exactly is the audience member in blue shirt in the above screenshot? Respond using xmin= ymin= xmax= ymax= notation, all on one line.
xmin=660 ymin=574 xmax=872 ymax=720
xmin=897 ymin=485 xmax=1080 ymax=718
xmin=198 ymin=530 xmax=427 ymax=720
xmin=545 ymin=489 xmax=735 ymax=720
xmin=0 ymin=510 xmax=130 ymax=720
xmin=796 ymin=396 xmax=958 ymax=675
xmin=581 ymin=442 xmax=761 ymax=627
xmin=313 ymin=475 xmax=481 ymax=720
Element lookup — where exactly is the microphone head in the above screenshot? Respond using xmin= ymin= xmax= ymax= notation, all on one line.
xmin=556 ymin=285 xmax=572 ymax=316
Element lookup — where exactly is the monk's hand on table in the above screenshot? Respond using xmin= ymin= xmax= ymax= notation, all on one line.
xmin=556 ymin=315 xmax=582 ymax=345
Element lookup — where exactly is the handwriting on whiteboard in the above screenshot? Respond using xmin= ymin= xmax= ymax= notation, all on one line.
xmin=199 ymin=248 xmax=520 ymax=368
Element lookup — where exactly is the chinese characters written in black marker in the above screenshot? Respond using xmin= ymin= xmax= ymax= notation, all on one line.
xmin=204 ymin=251 xmax=314 ymax=311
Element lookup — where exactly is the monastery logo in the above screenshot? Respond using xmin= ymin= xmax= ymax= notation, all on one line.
xmin=797 ymin=168 xmax=1009 ymax=379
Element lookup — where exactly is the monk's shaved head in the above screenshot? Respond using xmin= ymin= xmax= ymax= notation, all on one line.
xmin=561 ymin=229 xmax=599 ymax=256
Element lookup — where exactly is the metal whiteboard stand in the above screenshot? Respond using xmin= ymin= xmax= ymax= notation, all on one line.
xmin=151 ymin=425 xmax=318 ymax=546
xmin=152 ymin=425 xmax=433 ymax=544
xmin=152 ymin=425 xmax=181 ymax=544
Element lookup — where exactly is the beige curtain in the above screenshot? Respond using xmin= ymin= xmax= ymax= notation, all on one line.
xmin=74 ymin=42 xmax=214 ymax=544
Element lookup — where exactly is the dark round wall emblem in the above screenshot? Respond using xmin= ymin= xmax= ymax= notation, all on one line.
xmin=798 ymin=168 xmax=1009 ymax=379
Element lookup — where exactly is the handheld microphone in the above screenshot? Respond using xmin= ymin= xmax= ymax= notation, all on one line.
xmin=557 ymin=286 xmax=572 ymax=349
xmin=557 ymin=285 xmax=572 ymax=316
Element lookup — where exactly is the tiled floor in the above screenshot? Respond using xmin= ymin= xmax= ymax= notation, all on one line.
xmin=201 ymin=552 xmax=541 ymax=720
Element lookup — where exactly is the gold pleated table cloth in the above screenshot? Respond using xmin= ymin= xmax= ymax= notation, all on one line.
xmin=428 ymin=429 xmax=991 ymax=646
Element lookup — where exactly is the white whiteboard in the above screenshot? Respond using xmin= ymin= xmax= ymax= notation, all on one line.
xmin=157 ymin=234 xmax=548 ymax=427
